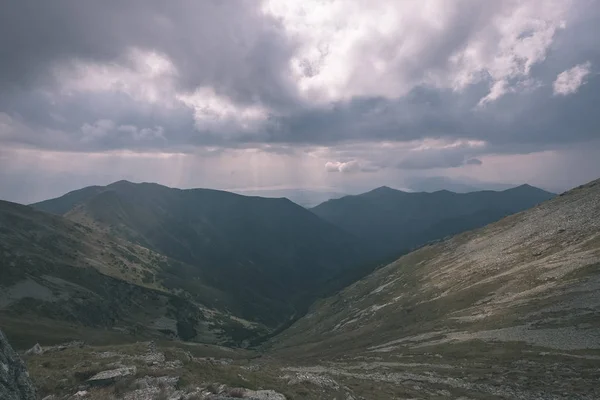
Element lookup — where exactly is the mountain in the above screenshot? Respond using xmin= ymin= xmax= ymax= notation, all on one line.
xmin=0 ymin=198 xmax=264 ymax=347
xmin=269 ymin=179 xmax=600 ymax=398
xmin=7 ymin=179 xmax=600 ymax=399
xmin=23 ymin=181 xmax=372 ymax=341
xmin=311 ymin=184 xmax=556 ymax=258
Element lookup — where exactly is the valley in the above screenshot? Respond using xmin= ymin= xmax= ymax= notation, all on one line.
xmin=1 ymin=179 xmax=599 ymax=399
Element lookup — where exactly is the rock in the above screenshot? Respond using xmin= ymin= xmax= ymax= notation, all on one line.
xmin=135 ymin=351 xmax=166 ymax=365
xmin=133 ymin=375 xmax=179 ymax=390
xmin=0 ymin=329 xmax=37 ymax=400
xmin=124 ymin=375 xmax=180 ymax=400
xmin=24 ymin=343 xmax=43 ymax=356
xmin=105 ymin=361 xmax=126 ymax=369
xmin=73 ymin=390 xmax=88 ymax=397
xmin=44 ymin=341 xmax=84 ymax=354
xmin=87 ymin=366 xmax=136 ymax=386
xmin=242 ymin=389 xmax=286 ymax=400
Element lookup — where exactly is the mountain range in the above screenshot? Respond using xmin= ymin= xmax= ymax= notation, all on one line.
xmin=267 ymin=178 xmax=600 ymax=398
xmin=0 ymin=179 xmax=555 ymax=348
xmin=312 ymin=184 xmax=555 ymax=258
xmin=3 ymin=180 xmax=375 ymax=346
xmin=2 ymin=178 xmax=599 ymax=398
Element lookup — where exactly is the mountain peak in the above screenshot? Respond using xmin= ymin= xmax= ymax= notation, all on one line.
xmin=506 ymin=183 xmax=555 ymax=195
xmin=515 ymin=183 xmax=535 ymax=189
xmin=367 ymin=186 xmax=403 ymax=195
xmin=107 ymin=179 xmax=136 ymax=187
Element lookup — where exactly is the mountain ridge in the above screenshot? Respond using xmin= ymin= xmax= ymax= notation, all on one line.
xmin=4 ymin=179 xmax=599 ymax=399
xmin=311 ymin=183 xmax=556 ymax=258
xmin=265 ymin=178 xmax=600 ymax=398
xmin=19 ymin=181 xmax=376 ymax=342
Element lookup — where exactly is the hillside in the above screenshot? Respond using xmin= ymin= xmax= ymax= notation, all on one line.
xmin=10 ymin=179 xmax=600 ymax=400
xmin=269 ymin=179 xmax=600 ymax=398
xmin=28 ymin=181 xmax=373 ymax=332
xmin=0 ymin=199 xmax=262 ymax=347
xmin=312 ymin=184 xmax=555 ymax=258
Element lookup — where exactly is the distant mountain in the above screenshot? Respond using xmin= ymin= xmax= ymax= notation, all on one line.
xmin=28 ymin=181 xmax=372 ymax=338
xmin=405 ymin=175 xmax=518 ymax=193
xmin=231 ymin=188 xmax=347 ymax=208
xmin=311 ymin=184 xmax=555 ymax=258
xmin=270 ymin=179 xmax=600 ymax=398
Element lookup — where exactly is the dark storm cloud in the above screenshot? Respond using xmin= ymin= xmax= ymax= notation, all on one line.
xmin=2 ymin=67 xmax=599 ymax=156
xmin=466 ymin=159 xmax=483 ymax=166
xmin=0 ymin=89 xmax=200 ymax=152
xmin=0 ymin=0 xmax=599 ymax=164
xmin=0 ymin=0 xmax=298 ymax=108
xmin=260 ymin=70 xmax=600 ymax=150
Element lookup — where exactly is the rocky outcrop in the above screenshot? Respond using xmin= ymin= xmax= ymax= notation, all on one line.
xmin=242 ymin=389 xmax=286 ymax=400
xmin=24 ymin=343 xmax=43 ymax=356
xmin=0 ymin=330 xmax=37 ymax=400
xmin=87 ymin=366 xmax=137 ymax=386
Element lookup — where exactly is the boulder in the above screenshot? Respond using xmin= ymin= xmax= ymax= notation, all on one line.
xmin=0 ymin=330 xmax=37 ymax=400
xmin=87 ymin=366 xmax=136 ymax=386
xmin=24 ymin=343 xmax=43 ymax=356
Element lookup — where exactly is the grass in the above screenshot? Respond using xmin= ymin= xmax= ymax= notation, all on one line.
xmin=0 ymin=314 xmax=142 ymax=350
xmin=20 ymin=340 xmax=365 ymax=399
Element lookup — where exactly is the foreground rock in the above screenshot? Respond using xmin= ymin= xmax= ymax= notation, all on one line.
xmin=197 ymin=388 xmax=286 ymax=400
xmin=87 ymin=366 xmax=137 ymax=386
xmin=242 ymin=389 xmax=286 ymax=400
xmin=0 ymin=330 xmax=37 ymax=400
xmin=24 ymin=343 xmax=43 ymax=356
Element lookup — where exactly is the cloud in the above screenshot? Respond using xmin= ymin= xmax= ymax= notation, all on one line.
xmin=319 ymin=140 xmax=486 ymax=173
xmin=1 ymin=0 xmax=600 ymax=202
xmin=395 ymin=140 xmax=486 ymax=170
xmin=2 ymin=0 xmax=598 ymax=153
xmin=466 ymin=158 xmax=483 ymax=165
xmin=325 ymin=160 xmax=361 ymax=173
xmin=264 ymin=0 xmax=569 ymax=105
xmin=553 ymin=62 xmax=592 ymax=95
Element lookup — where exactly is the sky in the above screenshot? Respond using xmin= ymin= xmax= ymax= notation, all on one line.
xmin=1 ymin=0 xmax=599 ymax=203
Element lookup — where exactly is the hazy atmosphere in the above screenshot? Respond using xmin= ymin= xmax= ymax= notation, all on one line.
xmin=1 ymin=0 xmax=599 ymax=203
xmin=2 ymin=2 xmax=600 ymax=399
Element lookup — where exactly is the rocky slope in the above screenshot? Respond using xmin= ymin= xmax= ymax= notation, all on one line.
xmin=312 ymin=184 xmax=555 ymax=258
xmin=0 ymin=330 xmax=36 ymax=400
xmin=269 ymin=179 xmax=600 ymax=399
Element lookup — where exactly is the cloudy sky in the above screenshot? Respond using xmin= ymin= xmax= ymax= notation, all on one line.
xmin=1 ymin=0 xmax=599 ymax=203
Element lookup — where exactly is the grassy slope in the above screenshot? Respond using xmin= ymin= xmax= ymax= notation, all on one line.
xmin=31 ymin=181 xmax=374 ymax=328
xmin=265 ymin=180 xmax=600 ymax=398
xmin=0 ymin=200 xmax=265 ymax=347
xmin=274 ymin=180 xmax=600 ymax=354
